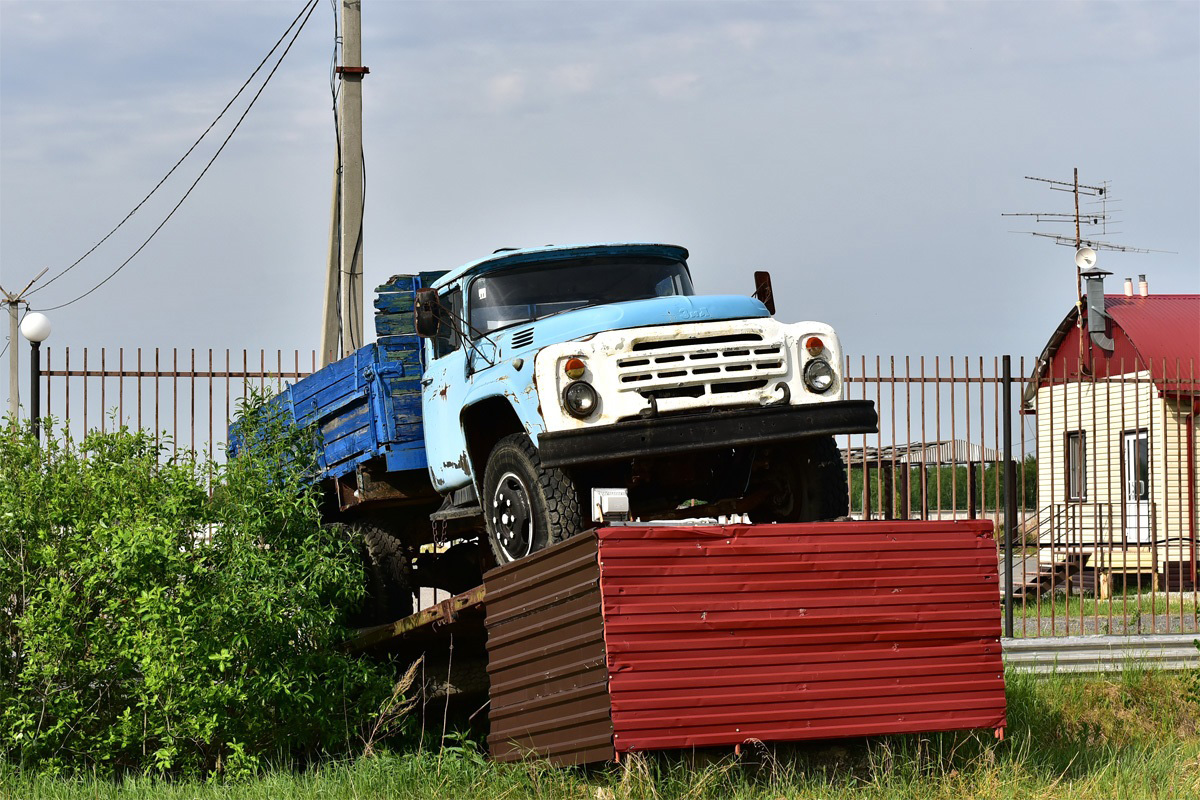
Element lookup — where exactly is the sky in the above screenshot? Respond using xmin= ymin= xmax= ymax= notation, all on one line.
xmin=2 ymin=0 xmax=1198 ymax=414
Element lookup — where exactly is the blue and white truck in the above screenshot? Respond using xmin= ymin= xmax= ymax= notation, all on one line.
xmin=240 ymin=243 xmax=877 ymax=620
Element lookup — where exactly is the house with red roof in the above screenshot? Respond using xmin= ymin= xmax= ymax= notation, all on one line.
xmin=1022 ymin=273 xmax=1198 ymax=594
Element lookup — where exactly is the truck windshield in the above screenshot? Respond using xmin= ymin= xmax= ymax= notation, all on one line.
xmin=468 ymin=257 xmax=694 ymax=335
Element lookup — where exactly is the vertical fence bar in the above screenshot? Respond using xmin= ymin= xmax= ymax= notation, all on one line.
xmin=878 ymin=355 xmax=888 ymax=520
xmin=864 ymin=352 xmax=873 ymax=515
xmin=1119 ymin=357 xmax=1129 ymax=631
xmin=100 ymin=347 xmax=106 ymax=433
xmin=950 ymin=357 xmax=958 ymax=516
xmin=137 ymin=349 xmax=143 ymax=431
xmin=1089 ymin=353 xmax=1098 ymax=633
xmin=208 ymin=349 xmax=214 ymax=460
xmin=1104 ymin=350 xmax=1114 ymax=633
xmin=904 ymin=356 xmax=912 ymax=518
xmin=154 ymin=348 xmax=160 ymax=446
xmin=64 ymin=347 xmax=70 ymax=445
xmin=44 ymin=348 xmax=52 ymax=433
xmin=118 ymin=348 xmax=124 ymax=427
xmin=1048 ymin=356 xmax=1057 ymax=637
xmin=1191 ymin=359 xmax=1197 ymax=616
xmin=919 ymin=357 xmax=928 ymax=519
xmin=1080 ymin=355 xmax=1089 ymax=638
xmin=994 ymin=357 xmax=1001 ymax=529
xmin=82 ymin=347 xmax=88 ymax=435
xmin=844 ymin=355 xmax=852 ymax=513
xmin=889 ymin=356 xmax=897 ymax=520
xmin=1003 ymin=355 xmax=1014 ymax=638
xmin=190 ymin=348 xmax=196 ymax=454
xmin=226 ymin=349 xmax=232 ymax=437
xmin=934 ymin=357 xmax=943 ymax=518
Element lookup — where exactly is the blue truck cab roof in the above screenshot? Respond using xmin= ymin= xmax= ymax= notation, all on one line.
xmin=430 ymin=243 xmax=691 ymax=290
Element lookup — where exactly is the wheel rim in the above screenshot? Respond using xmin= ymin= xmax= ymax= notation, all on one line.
xmin=491 ymin=470 xmax=534 ymax=561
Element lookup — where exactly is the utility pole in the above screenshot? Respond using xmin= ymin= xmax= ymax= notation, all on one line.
xmin=320 ymin=0 xmax=368 ymax=367
xmin=1 ymin=267 xmax=48 ymax=420
xmin=5 ymin=299 xmax=17 ymax=420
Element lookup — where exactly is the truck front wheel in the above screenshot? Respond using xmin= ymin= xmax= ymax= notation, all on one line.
xmin=758 ymin=436 xmax=849 ymax=522
xmin=482 ymin=433 xmax=583 ymax=564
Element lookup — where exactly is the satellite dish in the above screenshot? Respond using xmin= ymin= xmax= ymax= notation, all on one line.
xmin=1075 ymin=246 xmax=1098 ymax=269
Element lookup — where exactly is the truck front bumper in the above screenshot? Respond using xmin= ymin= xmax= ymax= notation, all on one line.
xmin=536 ymin=400 xmax=878 ymax=468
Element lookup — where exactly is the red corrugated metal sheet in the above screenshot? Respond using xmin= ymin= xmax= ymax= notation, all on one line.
xmin=484 ymin=531 xmax=614 ymax=765
xmin=597 ymin=521 xmax=1005 ymax=753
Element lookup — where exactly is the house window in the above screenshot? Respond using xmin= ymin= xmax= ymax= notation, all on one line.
xmin=1066 ymin=431 xmax=1086 ymax=502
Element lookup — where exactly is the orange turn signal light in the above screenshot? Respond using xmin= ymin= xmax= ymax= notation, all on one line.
xmin=805 ymin=337 xmax=825 ymax=357
xmin=564 ymin=357 xmax=586 ymax=379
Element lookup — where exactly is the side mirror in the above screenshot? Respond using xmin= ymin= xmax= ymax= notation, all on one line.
xmin=753 ymin=270 xmax=776 ymax=315
xmin=414 ymin=288 xmax=439 ymax=338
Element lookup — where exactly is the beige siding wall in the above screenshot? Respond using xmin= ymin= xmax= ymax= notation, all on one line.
xmin=1032 ymin=372 xmax=1197 ymax=562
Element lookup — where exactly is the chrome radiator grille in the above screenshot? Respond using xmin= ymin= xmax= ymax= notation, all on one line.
xmin=615 ymin=333 xmax=787 ymax=398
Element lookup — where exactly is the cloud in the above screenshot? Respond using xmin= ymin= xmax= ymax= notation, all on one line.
xmin=650 ymin=72 xmax=701 ymax=100
xmin=486 ymin=71 xmax=526 ymax=111
xmin=724 ymin=20 xmax=767 ymax=50
xmin=551 ymin=63 xmax=597 ymax=95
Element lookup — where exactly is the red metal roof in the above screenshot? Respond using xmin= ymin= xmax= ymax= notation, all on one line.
xmin=1026 ymin=294 xmax=1199 ymax=403
xmin=1104 ymin=294 xmax=1200 ymax=393
xmin=597 ymin=521 xmax=1005 ymax=753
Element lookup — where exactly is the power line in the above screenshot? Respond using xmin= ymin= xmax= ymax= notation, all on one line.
xmin=30 ymin=0 xmax=321 ymax=311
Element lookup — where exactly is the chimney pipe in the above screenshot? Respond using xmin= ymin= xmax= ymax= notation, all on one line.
xmin=1081 ymin=267 xmax=1114 ymax=351
xmin=1124 ymin=277 xmax=1134 ymax=297
xmin=1138 ymin=274 xmax=1148 ymax=297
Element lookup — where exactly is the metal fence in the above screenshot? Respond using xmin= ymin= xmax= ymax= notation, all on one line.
xmin=841 ymin=355 xmax=1197 ymax=638
xmin=32 ymin=348 xmax=1198 ymax=639
xmin=39 ymin=347 xmax=316 ymax=459
xmin=1013 ymin=357 xmax=1197 ymax=638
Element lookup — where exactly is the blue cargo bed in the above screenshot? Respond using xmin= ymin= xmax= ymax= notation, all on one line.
xmin=231 ymin=272 xmax=442 ymax=484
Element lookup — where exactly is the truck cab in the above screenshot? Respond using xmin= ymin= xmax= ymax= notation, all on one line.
xmin=415 ymin=243 xmax=877 ymax=564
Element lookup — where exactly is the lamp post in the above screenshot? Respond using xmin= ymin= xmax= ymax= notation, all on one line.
xmin=20 ymin=312 xmax=50 ymax=441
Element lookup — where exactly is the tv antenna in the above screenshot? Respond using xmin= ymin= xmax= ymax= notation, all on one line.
xmin=1003 ymin=168 xmax=1172 ymax=303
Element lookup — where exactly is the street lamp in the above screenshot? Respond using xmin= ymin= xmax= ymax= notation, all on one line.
xmin=20 ymin=312 xmax=50 ymax=441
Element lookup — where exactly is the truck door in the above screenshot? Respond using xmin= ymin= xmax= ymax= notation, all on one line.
xmin=421 ymin=287 xmax=473 ymax=492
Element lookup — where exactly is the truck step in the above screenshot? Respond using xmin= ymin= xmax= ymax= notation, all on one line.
xmin=431 ymin=503 xmax=484 ymax=522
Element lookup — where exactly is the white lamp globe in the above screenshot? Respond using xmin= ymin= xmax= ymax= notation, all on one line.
xmin=20 ymin=312 xmax=51 ymax=343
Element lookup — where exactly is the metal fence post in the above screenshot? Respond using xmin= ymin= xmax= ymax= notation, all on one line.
xmin=1003 ymin=355 xmax=1014 ymax=638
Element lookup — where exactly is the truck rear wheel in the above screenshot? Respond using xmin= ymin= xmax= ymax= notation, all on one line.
xmin=758 ymin=436 xmax=848 ymax=523
xmin=359 ymin=523 xmax=414 ymax=624
xmin=482 ymin=433 xmax=582 ymax=564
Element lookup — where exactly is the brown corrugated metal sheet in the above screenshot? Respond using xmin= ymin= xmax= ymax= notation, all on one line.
xmin=597 ymin=521 xmax=1005 ymax=753
xmin=484 ymin=530 xmax=614 ymax=765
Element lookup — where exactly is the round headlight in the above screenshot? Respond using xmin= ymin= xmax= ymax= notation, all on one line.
xmin=802 ymin=359 xmax=836 ymax=393
xmin=562 ymin=381 xmax=599 ymax=418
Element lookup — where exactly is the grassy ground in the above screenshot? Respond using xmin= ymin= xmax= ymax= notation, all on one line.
xmin=4 ymin=669 xmax=1198 ymax=799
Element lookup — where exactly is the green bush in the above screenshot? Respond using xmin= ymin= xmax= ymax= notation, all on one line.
xmin=0 ymin=398 xmax=392 ymax=778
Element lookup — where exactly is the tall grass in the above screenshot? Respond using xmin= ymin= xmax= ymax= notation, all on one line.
xmin=5 ymin=669 xmax=1198 ymax=799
